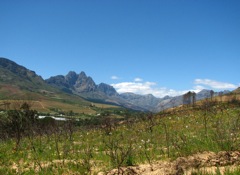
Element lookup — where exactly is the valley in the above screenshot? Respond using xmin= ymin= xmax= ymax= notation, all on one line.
xmin=0 ymin=57 xmax=240 ymax=175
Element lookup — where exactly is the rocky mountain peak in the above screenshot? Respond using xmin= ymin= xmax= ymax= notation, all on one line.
xmin=79 ymin=71 xmax=87 ymax=79
xmin=66 ymin=71 xmax=77 ymax=78
xmin=65 ymin=71 xmax=78 ymax=86
xmin=46 ymin=71 xmax=98 ymax=93
xmin=74 ymin=72 xmax=97 ymax=93
xmin=97 ymin=83 xmax=118 ymax=96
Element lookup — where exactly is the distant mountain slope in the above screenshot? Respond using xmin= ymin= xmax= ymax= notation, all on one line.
xmin=0 ymin=57 xmax=46 ymax=91
xmin=120 ymin=93 xmax=161 ymax=111
xmin=155 ymin=89 xmax=230 ymax=111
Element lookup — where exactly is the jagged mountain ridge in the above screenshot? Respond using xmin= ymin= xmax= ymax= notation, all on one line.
xmin=46 ymin=71 xmax=146 ymax=111
xmin=46 ymin=71 xmax=118 ymax=97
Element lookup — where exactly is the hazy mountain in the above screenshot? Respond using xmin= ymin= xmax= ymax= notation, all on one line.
xmin=120 ymin=93 xmax=161 ymax=111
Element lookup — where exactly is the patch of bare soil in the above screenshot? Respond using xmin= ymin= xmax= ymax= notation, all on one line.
xmin=101 ymin=151 xmax=240 ymax=175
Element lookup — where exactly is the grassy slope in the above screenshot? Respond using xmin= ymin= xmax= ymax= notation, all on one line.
xmin=0 ymin=83 xmax=119 ymax=114
xmin=0 ymin=94 xmax=240 ymax=174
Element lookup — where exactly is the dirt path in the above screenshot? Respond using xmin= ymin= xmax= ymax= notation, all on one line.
xmin=34 ymin=101 xmax=45 ymax=109
xmin=101 ymin=151 xmax=240 ymax=175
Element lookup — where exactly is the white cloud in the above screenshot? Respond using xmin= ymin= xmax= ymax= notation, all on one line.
xmin=134 ymin=77 xmax=143 ymax=82
xmin=111 ymin=81 xmax=187 ymax=98
xmin=111 ymin=78 xmax=238 ymax=98
xmin=193 ymin=85 xmax=205 ymax=91
xmin=194 ymin=79 xmax=238 ymax=89
xmin=111 ymin=75 xmax=119 ymax=80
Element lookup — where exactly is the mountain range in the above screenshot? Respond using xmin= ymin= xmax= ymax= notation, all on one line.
xmin=0 ymin=57 xmax=233 ymax=112
xmin=45 ymin=70 xmax=231 ymax=112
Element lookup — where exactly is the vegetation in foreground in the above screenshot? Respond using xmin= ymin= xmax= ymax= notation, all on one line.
xmin=0 ymin=96 xmax=240 ymax=174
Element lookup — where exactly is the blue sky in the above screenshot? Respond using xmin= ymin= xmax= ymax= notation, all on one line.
xmin=1 ymin=0 xmax=239 ymax=97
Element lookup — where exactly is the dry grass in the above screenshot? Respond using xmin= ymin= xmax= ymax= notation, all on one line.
xmin=0 ymin=99 xmax=120 ymax=114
